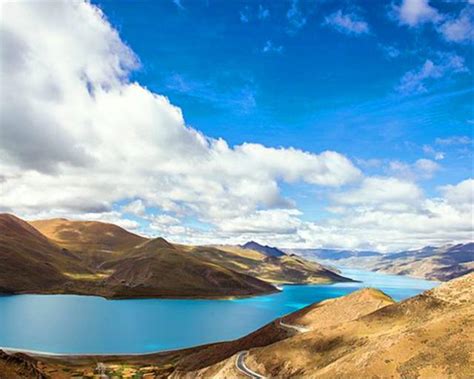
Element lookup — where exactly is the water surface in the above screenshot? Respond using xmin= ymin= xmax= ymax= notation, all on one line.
xmin=0 ymin=269 xmax=437 ymax=354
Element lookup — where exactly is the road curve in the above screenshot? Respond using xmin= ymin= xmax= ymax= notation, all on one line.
xmin=279 ymin=319 xmax=310 ymax=333
xmin=235 ymin=351 xmax=266 ymax=379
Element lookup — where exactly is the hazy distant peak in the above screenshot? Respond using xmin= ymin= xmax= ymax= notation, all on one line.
xmin=241 ymin=241 xmax=286 ymax=257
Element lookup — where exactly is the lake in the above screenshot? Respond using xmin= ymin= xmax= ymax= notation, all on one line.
xmin=0 ymin=269 xmax=437 ymax=355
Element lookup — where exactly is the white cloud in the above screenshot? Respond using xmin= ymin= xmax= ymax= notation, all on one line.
xmin=1 ymin=1 xmax=471 ymax=252
xmin=122 ymin=199 xmax=146 ymax=216
xmin=396 ymin=53 xmax=468 ymax=94
xmin=439 ymin=179 xmax=474 ymax=208
xmin=388 ymin=158 xmax=441 ymax=179
xmin=393 ymin=0 xmax=442 ymax=27
xmin=435 ymin=135 xmax=472 ymax=145
xmin=323 ymin=10 xmax=370 ymax=35
xmin=332 ymin=177 xmax=423 ymax=208
xmin=219 ymin=209 xmax=302 ymax=234
xmin=0 ymin=1 xmax=360 ymax=229
xmin=423 ymin=144 xmax=445 ymax=160
xmin=439 ymin=6 xmax=474 ymax=43
xmin=262 ymin=40 xmax=283 ymax=54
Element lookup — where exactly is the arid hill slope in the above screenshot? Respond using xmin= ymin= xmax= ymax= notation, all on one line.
xmin=0 ymin=214 xmax=276 ymax=298
xmin=0 ymin=214 xmax=90 ymax=293
xmin=31 ymin=218 xmax=147 ymax=266
xmin=200 ymin=273 xmax=474 ymax=378
xmin=1 ymin=214 xmax=352 ymax=299
xmin=188 ymin=245 xmax=353 ymax=284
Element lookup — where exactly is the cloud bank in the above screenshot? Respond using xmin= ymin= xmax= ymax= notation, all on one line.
xmin=0 ymin=1 xmax=472 ymax=252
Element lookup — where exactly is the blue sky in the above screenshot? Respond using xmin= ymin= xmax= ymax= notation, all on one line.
xmin=1 ymin=0 xmax=473 ymax=251
xmin=96 ymin=0 xmax=473 ymax=188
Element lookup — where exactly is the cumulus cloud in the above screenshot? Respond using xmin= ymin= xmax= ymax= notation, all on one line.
xmin=438 ymin=6 xmax=474 ymax=43
xmin=439 ymin=179 xmax=474 ymax=208
xmin=0 ymin=1 xmax=360 ymax=228
xmin=331 ymin=177 xmax=423 ymax=208
xmin=393 ymin=0 xmax=442 ymax=27
xmin=388 ymin=158 xmax=441 ymax=179
xmin=1 ymin=1 xmax=471 ymax=252
xmin=323 ymin=10 xmax=370 ymax=35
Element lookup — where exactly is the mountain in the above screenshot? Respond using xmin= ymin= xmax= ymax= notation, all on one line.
xmin=292 ymin=243 xmax=473 ymax=281
xmin=17 ymin=274 xmax=472 ymax=378
xmin=31 ymin=218 xmax=147 ymax=266
xmin=289 ymin=247 xmax=382 ymax=260
xmin=0 ymin=214 xmax=350 ymax=299
xmin=0 ymin=214 xmax=91 ymax=293
xmin=189 ymin=245 xmax=354 ymax=284
xmin=372 ymin=243 xmax=474 ymax=281
xmin=183 ymin=273 xmax=474 ymax=378
xmin=241 ymin=241 xmax=286 ymax=257
xmin=98 ymin=238 xmax=277 ymax=298
xmin=0 ymin=214 xmax=276 ymax=298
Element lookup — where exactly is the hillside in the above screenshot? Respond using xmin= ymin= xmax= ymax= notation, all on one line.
xmin=31 ymin=218 xmax=147 ymax=266
xmin=372 ymin=243 xmax=474 ymax=281
xmin=0 ymin=214 xmax=276 ymax=298
xmin=99 ymin=238 xmax=278 ymax=298
xmin=293 ymin=243 xmax=473 ymax=281
xmin=0 ymin=214 xmax=91 ymax=293
xmin=1 ymin=214 xmax=352 ymax=299
xmin=240 ymin=241 xmax=286 ymax=257
xmin=188 ymin=245 xmax=353 ymax=284
xmin=194 ymin=273 xmax=473 ymax=378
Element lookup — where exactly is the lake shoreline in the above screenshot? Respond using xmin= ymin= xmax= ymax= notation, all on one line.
xmin=0 ymin=269 xmax=438 ymax=356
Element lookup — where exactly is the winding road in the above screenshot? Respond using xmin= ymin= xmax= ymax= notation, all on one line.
xmin=234 ymin=317 xmax=310 ymax=378
xmin=235 ymin=351 xmax=266 ymax=378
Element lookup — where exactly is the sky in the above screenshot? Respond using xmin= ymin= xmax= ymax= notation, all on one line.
xmin=0 ymin=0 xmax=473 ymax=251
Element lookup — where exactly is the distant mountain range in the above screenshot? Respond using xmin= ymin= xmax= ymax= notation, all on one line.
xmin=0 ymin=214 xmax=352 ymax=299
xmin=290 ymin=243 xmax=473 ymax=281
xmin=287 ymin=248 xmax=381 ymax=260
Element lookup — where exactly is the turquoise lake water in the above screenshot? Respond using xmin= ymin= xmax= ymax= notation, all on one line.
xmin=0 ymin=269 xmax=437 ymax=354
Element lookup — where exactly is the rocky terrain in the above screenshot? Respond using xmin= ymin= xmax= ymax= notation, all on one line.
xmin=0 ymin=214 xmax=351 ymax=299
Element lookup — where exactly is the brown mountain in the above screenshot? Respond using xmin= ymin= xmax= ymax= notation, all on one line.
xmin=1 ymin=214 xmax=351 ymax=299
xmin=31 ymin=218 xmax=147 ymax=266
xmin=193 ymin=273 xmax=474 ymax=378
xmin=189 ymin=245 xmax=353 ymax=284
xmin=0 ymin=214 xmax=276 ymax=298
xmin=0 ymin=214 xmax=90 ymax=293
